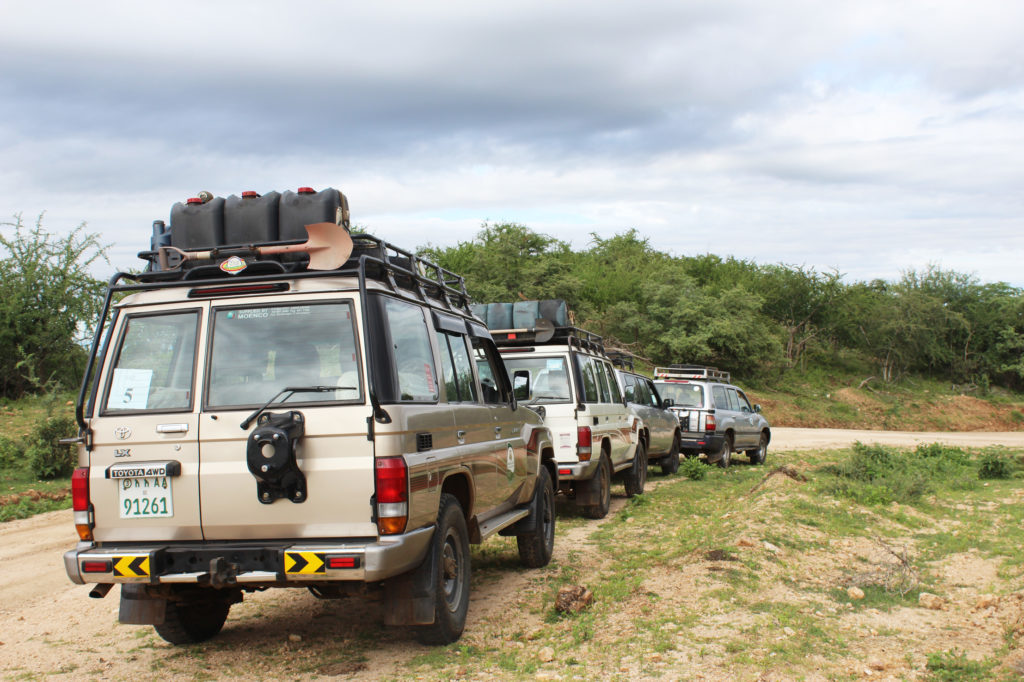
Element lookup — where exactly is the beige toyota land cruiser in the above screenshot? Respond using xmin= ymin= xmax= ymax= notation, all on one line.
xmin=63 ymin=188 xmax=556 ymax=645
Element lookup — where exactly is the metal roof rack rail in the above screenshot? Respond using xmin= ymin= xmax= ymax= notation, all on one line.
xmin=605 ymin=350 xmax=635 ymax=371
xmin=653 ymin=365 xmax=730 ymax=383
xmin=491 ymin=324 xmax=605 ymax=355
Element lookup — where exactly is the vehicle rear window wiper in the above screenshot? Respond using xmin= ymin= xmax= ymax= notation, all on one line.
xmin=240 ymin=385 xmax=355 ymax=429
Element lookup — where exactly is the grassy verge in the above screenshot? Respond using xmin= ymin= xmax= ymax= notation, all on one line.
xmin=0 ymin=393 xmax=75 ymax=521
xmin=404 ymin=444 xmax=1024 ymax=680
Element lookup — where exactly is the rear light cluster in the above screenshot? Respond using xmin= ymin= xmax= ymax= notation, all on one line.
xmin=72 ymin=467 xmax=93 ymax=541
xmin=374 ymin=457 xmax=408 ymax=535
xmin=577 ymin=426 xmax=592 ymax=461
xmin=706 ymin=414 xmax=717 ymax=432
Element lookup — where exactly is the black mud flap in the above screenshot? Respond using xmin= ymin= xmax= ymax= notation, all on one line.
xmin=382 ymin=537 xmax=437 ymax=626
xmin=119 ymin=584 xmax=166 ymax=625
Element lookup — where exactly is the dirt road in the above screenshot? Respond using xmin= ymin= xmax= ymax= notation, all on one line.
xmin=2 ymin=429 xmax=1021 ymax=679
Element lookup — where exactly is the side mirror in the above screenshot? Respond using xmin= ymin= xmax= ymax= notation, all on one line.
xmin=754 ymin=404 xmax=762 ymax=413
xmin=512 ymin=370 xmax=531 ymax=402
xmin=661 ymin=398 xmax=674 ymax=409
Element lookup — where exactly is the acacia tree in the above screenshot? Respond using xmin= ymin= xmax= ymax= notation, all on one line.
xmin=0 ymin=214 xmax=108 ymax=398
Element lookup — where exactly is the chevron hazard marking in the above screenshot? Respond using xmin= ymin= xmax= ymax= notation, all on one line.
xmin=113 ymin=555 xmax=150 ymax=577
xmin=284 ymin=551 xmax=325 ymax=575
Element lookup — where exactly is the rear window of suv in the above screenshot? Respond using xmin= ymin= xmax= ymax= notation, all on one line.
xmin=501 ymin=356 xmax=572 ymax=403
xmin=656 ymin=381 xmax=704 ymax=408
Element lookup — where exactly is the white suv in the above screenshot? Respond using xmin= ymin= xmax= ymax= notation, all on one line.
xmin=478 ymin=309 xmax=642 ymax=518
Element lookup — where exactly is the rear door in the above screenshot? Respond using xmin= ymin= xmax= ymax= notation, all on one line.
xmin=88 ymin=306 xmax=205 ymax=542
xmin=198 ymin=298 xmax=376 ymax=540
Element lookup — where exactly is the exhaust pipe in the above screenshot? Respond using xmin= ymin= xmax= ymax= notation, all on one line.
xmin=89 ymin=583 xmax=114 ymax=599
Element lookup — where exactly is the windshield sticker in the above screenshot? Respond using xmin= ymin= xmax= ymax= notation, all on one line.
xmin=225 ymin=306 xmax=312 ymax=321
xmin=546 ymin=359 xmax=562 ymax=370
xmin=107 ymin=369 xmax=153 ymax=410
xmin=424 ymin=363 xmax=436 ymax=393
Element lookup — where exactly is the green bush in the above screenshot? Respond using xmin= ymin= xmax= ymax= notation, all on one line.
xmin=821 ymin=442 xmax=941 ymax=505
xmin=925 ymin=649 xmax=993 ymax=681
xmin=26 ymin=414 xmax=77 ymax=479
xmin=977 ymin=452 xmax=1013 ymax=480
xmin=0 ymin=434 xmax=20 ymax=470
xmin=679 ymin=456 xmax=709 ymax=481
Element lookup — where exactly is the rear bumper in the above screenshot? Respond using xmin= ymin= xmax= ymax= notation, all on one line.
xmin=64 ymin=525 xmax=435 ymax=587
xmin=552 ymin=457 xmax=601 ymax=482
xmin=678 ymin=433 xmax=724 ymax=455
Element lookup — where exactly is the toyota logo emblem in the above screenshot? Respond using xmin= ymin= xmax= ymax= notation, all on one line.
xmin=114 ymin=426 xmax=132 ymax=440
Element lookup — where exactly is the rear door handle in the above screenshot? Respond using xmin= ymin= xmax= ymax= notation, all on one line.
xmin=494 ymin=426 xmax=502 ymax=437
xmin=156 ymin=423 xmax=189 ymax=434
xmin=456 ymin=430 xmax=466 ymax=444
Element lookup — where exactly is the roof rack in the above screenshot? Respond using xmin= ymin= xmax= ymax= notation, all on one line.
xmin=653 ymin=365 xmax=730 ymax=383
xmin=605 ymin=350 xmax=635 ymax=372
xmin=492 ymin=325 xmax=605 ymax=355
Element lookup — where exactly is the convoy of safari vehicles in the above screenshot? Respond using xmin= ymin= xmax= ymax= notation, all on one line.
xmin=62 ymin=188 xmax=769 ymax=646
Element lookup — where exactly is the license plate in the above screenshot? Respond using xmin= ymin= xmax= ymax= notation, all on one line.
xmin=118 ymin=476 xmax=173 ymax=518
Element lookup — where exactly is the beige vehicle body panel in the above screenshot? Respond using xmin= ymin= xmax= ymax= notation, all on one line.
xmin=68 ymin=273 xmax=550 ymax=587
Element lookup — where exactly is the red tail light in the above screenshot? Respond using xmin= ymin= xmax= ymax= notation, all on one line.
xmin=72 ymin=468 xmax=93 ymax=541
xmin=706 ymin=414 xmax=716 ymax=432
xmin=577 ymin=426 xmax=592 ymax=461
xmin=374 ymin=457 xmax=408 ymax=535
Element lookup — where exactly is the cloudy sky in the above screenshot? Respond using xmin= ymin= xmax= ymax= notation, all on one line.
xmin=2 ymin=1 xmax=1022 ymax=285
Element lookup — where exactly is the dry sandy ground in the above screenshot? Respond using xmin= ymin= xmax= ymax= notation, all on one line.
xmin=2 ymin=429 xmax=1022 ymax=680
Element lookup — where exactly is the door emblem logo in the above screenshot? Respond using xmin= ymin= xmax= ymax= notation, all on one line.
xmin=114 ymin=448 xmax=132 ymax=458
xmin=114 ymin=426 xmax=132 ymax=440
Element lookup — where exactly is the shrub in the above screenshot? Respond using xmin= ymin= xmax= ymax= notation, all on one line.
xmin=26 ymin=414 xmax=77 ymax=479
xmin=679 ymin=457 xmax=709 ymax=481
xmin=977 ymin=452 xmax=1013 ymax=480
xmin=0 ymin=434 xmax=20 ymax=470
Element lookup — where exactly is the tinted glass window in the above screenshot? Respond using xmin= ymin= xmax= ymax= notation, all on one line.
xmin=634 ymin=378 xmax=652 ymax=406
xmin=208 ymin=302 xmax=362 ymax=408
xmin=472 ymin=338 xmax=506 ymax=404
xmin=621 ymin=373 xmax=636 ymax=403
xmin=733 ymin=389 xmax=753 ymax=412
xmin=655 ymin=382 xmax=704 ymax=408
xmin=593 ymin=361 xmax=612 ymax=403
xmin=712 ymin=384 xmax=730 ymax=409
xmin=643 ymin=379 xmax=662 ymax=408
xmin=436 ymin=332 xmax=477 ymax=403
xmin=105 ymin=311 xmax=199 ymax=412
xmin=575 ymin=354 xmax=599 ymax=403
xmin=602 ymin=362 xmax=623 ymax=403
xmin=502 ymin=355 xmax=572 ymax=403
xmin=382 ymin=299 xmax=438 ymax=402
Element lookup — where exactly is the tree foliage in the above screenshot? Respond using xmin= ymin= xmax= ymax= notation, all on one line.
xmin=423 ymin=223 xmax=1024 ymax=389
xmin=0 ymin=214 xmax=108 ymax=398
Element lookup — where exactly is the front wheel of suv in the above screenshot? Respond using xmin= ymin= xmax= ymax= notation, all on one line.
xmin=747 ymin=433 xmax=768 ymax=465
xmin=624 ymin=441 xmax=647 ymax=497
xmin=517 ymin=466 xmax=555 ymax=568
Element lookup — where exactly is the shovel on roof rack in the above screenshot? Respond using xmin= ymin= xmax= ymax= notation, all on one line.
xmin=157 ymin=222 xmax=353 ymax=271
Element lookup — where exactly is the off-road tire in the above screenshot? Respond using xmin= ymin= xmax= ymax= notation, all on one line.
xmin=517 ymin=466 xmax=555 ymax=568
xmin=747 ymin=433 xmax=768 ymax=465
xmin=660 ymin=433 xmax=681 ymax=475
xmin=582 ymin=453 xmax=612 ymax=519
xmin=624 ymin=441 xmax=647 ymax=497
xmin=716 ymin=434 xmax=733 ymax=468
xmin=153 ymin=594 xmax=232 ymax=645
xmin=416 ymin=493 xmax=471 ymax=645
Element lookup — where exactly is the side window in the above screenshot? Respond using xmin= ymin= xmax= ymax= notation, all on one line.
xmin=104 ymin=311 xmax=199 ymax=412
xmin=634 ymin=378 xmax=651 ymax=406
xmin=472 ymin=337 xmax=507 ymax=405
xmin=436 ymin=332 xmax=478 ymax=403
xmin=621 ymin=374 xmax=636 ymax=403
xmin=644 ymin=379 xmax=661 ymax=408
xmin=712 ymin=384 xmax=729 ymax=410
xmin=594 ymin=360 xmax=612 ymax=403
xmin=575 ymin=354 xmax=599 ymax=403
xmin=733 ymin=389 xmax=752 ymax=412
xmin=602 ymin=362 xmax=623 ymax=403
xmin=384 ymin=298 xmax=438 ymax=402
